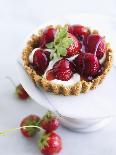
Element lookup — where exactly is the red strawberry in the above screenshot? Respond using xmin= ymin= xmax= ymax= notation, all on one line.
xmin=16 ymin=84 xmax=29 ymax=100
xmin=33 ymin=49 xmax=50 ymax=75
xmin=73 ymin=53 xmax=100 ymax=77
xmin=66 ymin=33 xmax=81 ymax=57
xmin=39 ymin=132 xmax=62 ymax=155
xmin=46 ymin=69 xmax=55 ymax=81
xmin=85 ymin=34 xmax=106 ymax=59
xmin=20 ymin=114 xmax=40 ymax=137
xmin=40 ymin=27 xmax=56 ymax=48
xmin=68 ymin=24 xmax=90 ymax=39
xmin=40 ymin=111 xmax=59 ymax=133
xmin=53 ymin=59 xmax=74 ymax=81
xmin=46 ymin=59 xmax=73 ymax=81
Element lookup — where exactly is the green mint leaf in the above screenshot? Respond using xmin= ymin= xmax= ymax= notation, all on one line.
xmin=53 ymin=53 xmax=58 ymax=59
xmin=46 ymin=42 xmax=54 ymax=49
xmin=49 ymin=49 xmax=56 ymax=60
xmin=54 ymin=37 xmax=73 ymax=57
xmin=45 ymin=26 xmax=74 ymax=59
xmin=61 ymin=38 xmax=73 ymax=48
xmin=54 ymin=26 xmax=67 ymax=44
xmin=50 ymin=53 xmax=53 ymax=60
xmin=55 ymin=44 xmax=66 ymax=57
xmin=58 ymin=47 xmax=67 ymax=56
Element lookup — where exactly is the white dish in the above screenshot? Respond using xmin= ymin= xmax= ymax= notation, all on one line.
xmin=17 ymin=13 xmax=116 ymax=132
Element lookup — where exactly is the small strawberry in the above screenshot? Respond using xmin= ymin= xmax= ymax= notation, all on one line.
xmin=73 ymin=52 xmax=100 ymax=78
xmin=20 ymin=114 xmax=40 ymax=137
xmin=46 ymin=69 xmax=55 ymax=81
xmin=40 ymin=111 xmax=59 ymax=133
xmin=16 ymin=84 xmax=29 ymax=100
xmin=40 ymin=27 xmax=56 ymax=48
xmin=39 ymin=132 xmax=62 ymax=155
xmin=66 ymin=33 xmax=81 ymax=57
xmin=53 ymin=58 xmax=74 ymax=81
xmin=46 ymin=59 xmax=73 ymax=81
xmin=33 ymin=49 xmax=50 ymax=75
xmin=68 ymin=24 xmax=90 ymax=40
xmin=85 ymin=34 xmax=106 ymax=59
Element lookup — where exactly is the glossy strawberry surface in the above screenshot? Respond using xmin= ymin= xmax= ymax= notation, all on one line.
xmin=85 ymin=34 xmax=106 ymax=59
xmin=68 ymin=24 xmax=90 ymax=40
xmin=73 ymin=52 xmax=100 ymax=78
xmin=39 ymin=132 xmax=62 ymax=155
xmin=16 ymin=84 xmax=29 ymax=100
xmin=40 ymin=111 xmax=59 ymax=133
xmin=20 ymin=115 xmax=40 ymax=137
xmin=66 ymin=33 xmax=81 ymax=57
xmin=40 ymin=27 xmax=56 ymax=48
xmin=33 ymin=49 xmax=50 ymax=75
xmin=46 ymin=59 xmax=73 ymax=81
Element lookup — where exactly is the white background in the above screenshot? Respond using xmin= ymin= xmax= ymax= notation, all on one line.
xmin=0 ymin=0 xmax=116 ymax=154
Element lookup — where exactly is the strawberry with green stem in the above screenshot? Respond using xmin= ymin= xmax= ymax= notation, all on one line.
xmin=0 ymin=113 xmax=62 ymax=155
xmin=39 ymin=132 xmax=62 ymax=155
xmin=45 ymin=26 xmax=81 ymax=59
xmin=20 ymin=114 xmax=41 ymax=137
xmin=40 ymin=111 xmax=59 ymax=133
xmin=16 ymin=84 xmax=29 ymax=100
xmin=0 ymin=114 xmax=42 ymax=137
xmin=0 ymin=127 xmax=62 ymax=155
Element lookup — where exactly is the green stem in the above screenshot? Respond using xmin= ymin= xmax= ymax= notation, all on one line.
xmin=0 ymin=125 xmax=45 ymax=136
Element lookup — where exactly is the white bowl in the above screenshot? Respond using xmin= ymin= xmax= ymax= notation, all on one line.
xmin=17 ymin=13 xmax=116 ymax=132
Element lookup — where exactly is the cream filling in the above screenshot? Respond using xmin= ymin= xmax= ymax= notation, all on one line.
xmin=99 ymin=53 xmax=106 ymax=64
xmin=29 ymin=48 xmax=106 ymax=86
xmin=29 ymin=48 xmax=40 ymax=63
xmin=49 ymin=74 xmax=80 ymax=86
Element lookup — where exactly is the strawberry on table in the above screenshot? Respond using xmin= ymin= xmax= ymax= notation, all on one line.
xmin=40 ymin=111 xmax=59 ymax=133
xmin=20 ymin=114 xmax=40 ymax=137
xmin=39 ymin=132 xmax=62 ymax=155
xmin=16 ymin=84 xmax=29 ymax=100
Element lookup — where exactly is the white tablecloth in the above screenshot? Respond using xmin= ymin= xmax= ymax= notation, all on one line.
xmin=0 ymin=0 xmax=116 ymax=154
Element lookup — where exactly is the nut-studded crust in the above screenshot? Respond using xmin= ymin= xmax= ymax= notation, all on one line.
xmin=22 ymin=26 xmax=113 ymax=96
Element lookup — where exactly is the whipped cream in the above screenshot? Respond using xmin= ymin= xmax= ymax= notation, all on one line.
xmin=68 ymin=54 xmax=79 ymax=61
xmin=99 ymin=53 xmax=106 ymax=64
xmin=29 ymin=48 xmax=40 ymax=63
xmin=43 ymin=59 xmax=60 ymax=79
xmin=49 ymin=74 xmax=80 ymax=86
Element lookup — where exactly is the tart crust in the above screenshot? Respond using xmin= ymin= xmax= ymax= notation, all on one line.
xmin=22 ymin=26 xmax=113 ymax=96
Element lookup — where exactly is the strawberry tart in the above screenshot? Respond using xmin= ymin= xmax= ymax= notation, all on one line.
xmin=22 ymin=24 xmax=112 ymax=95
